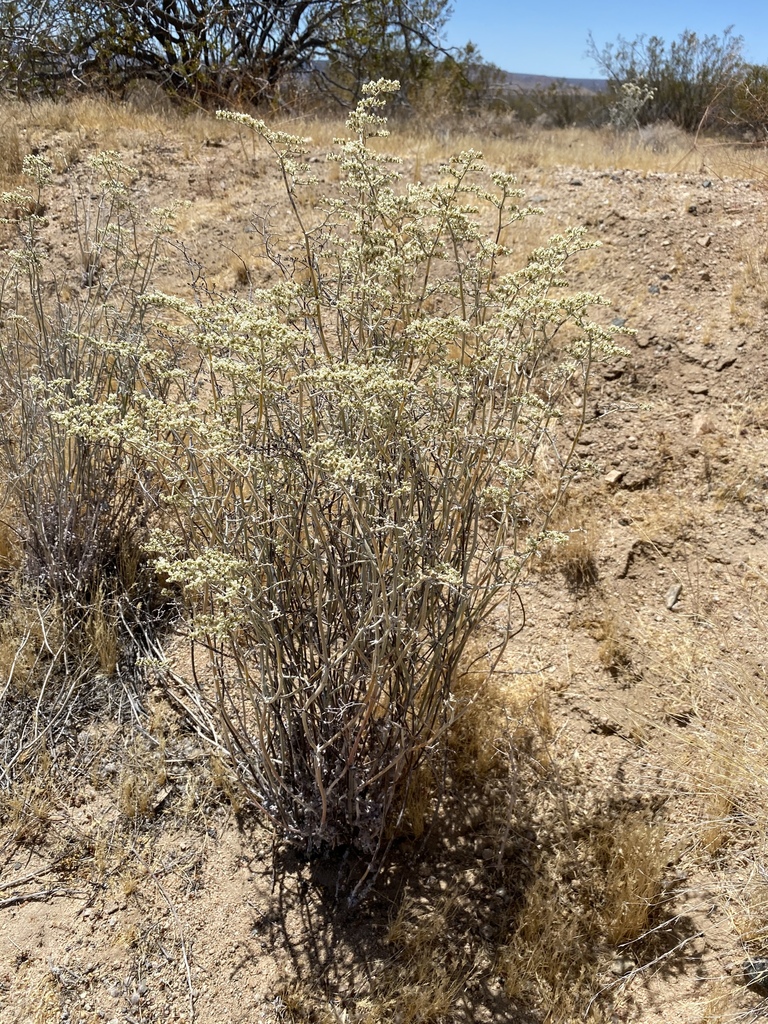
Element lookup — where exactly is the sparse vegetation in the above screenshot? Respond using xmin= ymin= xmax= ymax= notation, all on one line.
xmin=0 ymin=62 xmax=767 ymax=1024
xmin=587 ymin=26 xmax=767 ymax=134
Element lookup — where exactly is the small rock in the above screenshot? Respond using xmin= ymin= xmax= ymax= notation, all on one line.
xmin=687 ymin=383 xmax=709 ymax=395
xmin=744 ymin=958 xmax=768 ymax=989
xmin=698 ymin=269 xmax=711 ymax=282
xmin=622 ymin=466 xmax=654 ymax=490
xmin=697 ymin=234 xmax=713 ymax=248
xmin=692 ymin=413 xmax=715 ymax=436
xmin=569 ymin=179 xmax=583 ymax=186
xmin=648 ymin=284 xmax=660 ymax=294
xmin=715 ymin=351 xmax=737 ymax=372
xmin=605 ymin=469 xmax=624 ymax=485
xmin=611 ymin=317 xmax=626 ymax=327
xmin=602 ymin=365 xmax=624 ymax=381
xmin=610 ymin=957 xmax=635 ymax=977
xmin=665 ymin=583 xmax=683 ymax=610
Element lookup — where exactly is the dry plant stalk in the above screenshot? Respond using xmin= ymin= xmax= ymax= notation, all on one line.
xmin=59 ymin=80 xmax=624 ymax=893
xmin=0 ymin=151 xmax=180 ymax=779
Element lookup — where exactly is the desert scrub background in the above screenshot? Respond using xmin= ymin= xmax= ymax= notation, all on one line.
xmin=42 ymin=79 xmax=625 ymax=896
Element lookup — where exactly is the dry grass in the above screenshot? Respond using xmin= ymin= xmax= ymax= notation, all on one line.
xmin=679 ymin=660 xmax=768 ymax=941
xmin=0 ymin=750 xmax=56 ymax=845
xmin=495 ymin=715 xmax=671 ymax=1022
xmin=537 ymin=496 xmax=601 ymax=594
xmin=599 ymin=552 xmax=768 ymax=971
xmin=2 ymin=95 xmax=768 ymax=195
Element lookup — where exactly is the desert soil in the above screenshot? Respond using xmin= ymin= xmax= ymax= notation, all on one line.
xmin=0 ymin=112 xmax=767 ymax=1024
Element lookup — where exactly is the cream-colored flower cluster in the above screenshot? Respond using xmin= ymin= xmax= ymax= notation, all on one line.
xmin=35 ymin=81 xmax=627 ymax=868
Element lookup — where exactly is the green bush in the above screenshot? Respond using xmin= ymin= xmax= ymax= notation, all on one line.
xmin=588 ymin=27 xmax=745 ymax=132
xmin=527 ymin=81 xmax=609 ymax=128
xmin=729 ymin=64 xmax=768 ymax=138
xmin=59 ymin=80 xmax=622 ymax=895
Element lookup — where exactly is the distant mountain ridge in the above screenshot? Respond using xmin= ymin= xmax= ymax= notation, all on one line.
xmin=501 ymin=71 xmax=608 ymax=93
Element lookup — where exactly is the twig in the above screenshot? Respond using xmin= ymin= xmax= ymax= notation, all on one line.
xmin=583 ymin=932 xmax=704 ymax=1017
xmin=0 ymin=887 xmax=85 ymax=909
xmin=0 ymin=861 xmax=67 ymax=893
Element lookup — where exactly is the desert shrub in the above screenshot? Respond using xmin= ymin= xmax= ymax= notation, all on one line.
xmin=588 ymin=27 xmax=745 ymax=132
xmin=607 ymin=80 xmax=655 ymax=132
xmin=0 ymin=151 xmax=180 ymax=775
xmin=728 ymin=63 xmax=768 ymax=139
xmin=0 ymin=0 xmax=453 ymax=104
xmin=0 ymin=152 xmax=178 ymax=614
xmin=60 ymin=80 xmax=623 ymax=895
xmin=527 ymin=81 xmax=609 ymax=128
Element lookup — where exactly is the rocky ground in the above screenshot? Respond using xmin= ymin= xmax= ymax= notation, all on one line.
xmin=0 ymin=107 xmax=767 ymax=1023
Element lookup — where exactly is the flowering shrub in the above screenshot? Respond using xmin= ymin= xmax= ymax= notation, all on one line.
xmin=608 ymin=80 xmax=655 ymax=131
xmin=0 ymin=152 xmax=183 ymax=778
xmin=59 ymin=80 xmax=623 ymax=894
xmin=0 ymin=152 xmax=178 ymax=623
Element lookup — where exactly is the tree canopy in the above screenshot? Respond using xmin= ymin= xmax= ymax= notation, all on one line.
xmin=0 ymin=0 xmax=454 ymax=102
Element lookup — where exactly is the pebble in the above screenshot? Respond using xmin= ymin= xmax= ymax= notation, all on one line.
xmin=744 ymin=958 xmax=768 ymax=988
xmin=610 ymin=957 xmax=635 ymax=976
xmin=665 ymin=584 xmax=683 ymax=610
xmin=715 ymin=351 xmax=737 ymax=372
xmin=691 ymin=413 xmax=715 ymax=436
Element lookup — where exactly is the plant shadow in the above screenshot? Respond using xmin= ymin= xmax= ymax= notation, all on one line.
xmin=257 ymin=751 xmax=701 ymax=1023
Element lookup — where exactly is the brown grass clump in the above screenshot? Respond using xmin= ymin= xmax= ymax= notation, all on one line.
xmin=498 ymin=780 xmax=671 ymax=1022
xmin=0 ymin=751 xmax=56 ymax=845
xmin=537 ymin=496 xmax=601 ymax=594
xmin=0 ymin=118 xmax=24 ymax=183
xmin=679 ymin=660 xmax=768 ymax=941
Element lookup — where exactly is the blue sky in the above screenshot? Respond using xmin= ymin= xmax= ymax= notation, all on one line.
xmin=443 ymin=1 xmax=768 ymax=78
